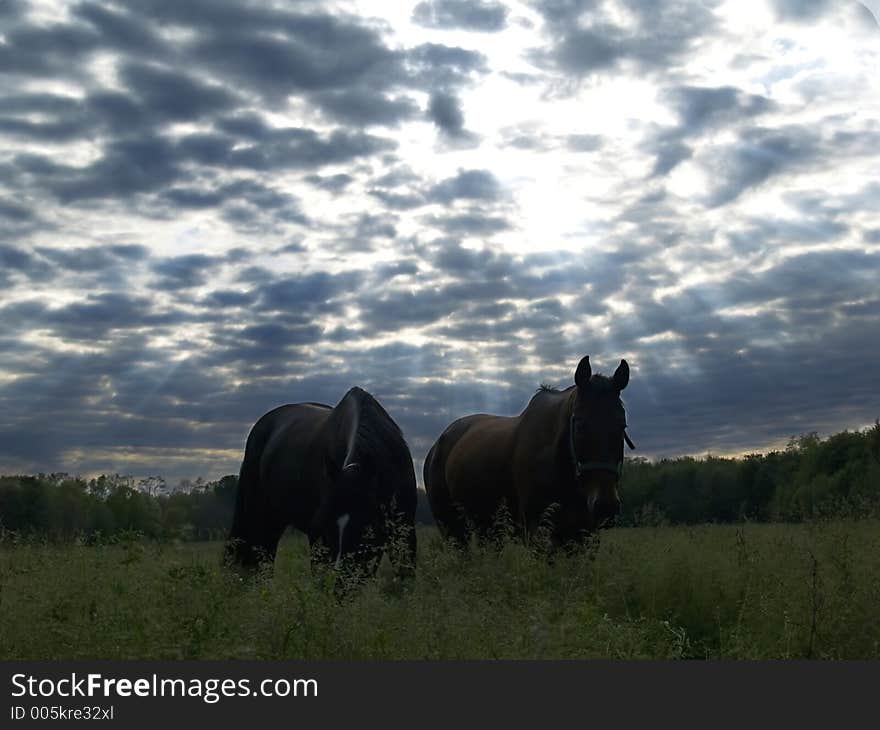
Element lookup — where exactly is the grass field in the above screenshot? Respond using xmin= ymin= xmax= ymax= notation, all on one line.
xmin=1 ymin=520 xmax=879 ymax=659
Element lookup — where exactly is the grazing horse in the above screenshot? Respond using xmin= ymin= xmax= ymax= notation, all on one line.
xmin=424 ymin=356 xmax=634 ymax=548
xmin=224 ymin=387 xmax=417 ymax=576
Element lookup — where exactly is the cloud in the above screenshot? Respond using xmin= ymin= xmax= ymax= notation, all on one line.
xmin=0 ymin=93 xmax=92 ymax=141
xmin=664 ymin=86 xmax=774 ymax=132
xmin=609 ymin=266 xmax=880 ymax=457
xmin=35 ymin=244 xmax=149 ymax=272
xmin=152 ymin=254 xmax=223 ymax=291
xmin=549 ymin=25 xmax=625 ymax=73
xmin=257 ymin=270 xmax=364 ymax=315
xmin=642 ymin=85 xmax=774 ymax=177
xmin=186 ymin=17 xmax=400 ymax=102
xmin=530 ymin=0 xmax=719 ymax=77
xmin=183 ymin=128 xmax=397 ymax=171
xmin=312 ymin=90 xmax=420 ymax=126
xmin=427 ymin=91 xmax=466 ymax=136
xmin=0 ymin=198 xmax=36 ymax=223
xmin=705 ymin=126 xmax=823 ymax=206
xmin=0 ymin=294 xmax=189 ymax=342
xmin=86 ymin=91 xmax=149 ymax=134
xmin=0 ymin=245 xmax=54 ymax=282
xmin=328 ymin=213 xmax=399 ymax=252
xmin=23 ymin=136 xmax=180 ymax=202
xmin=200 ymin=289 xmax=258 ymax=309
xmin=428 ymin=169 xmax=501 ymax=203
xmin=648 ymin=139 xmax=694 ymax=176
xmin=118 ymin=62 xmax=240 ymax=122
xmin=405 ymin=43 xmax=489 ymax=88
xmin=351 ymin=240 xmax=620 ymax=340
xmin=426 ymin=91 xmax=479 ymax=143
xmin=412 ymin=0 xmax=509 ymax=32
xmin=304 ymin=173 xmax=354 ymax=193
xmin=565 ymin=133 xmax=604 ymax=152
xmin=10 ymin=124 xmax=392 ymax=208
xmin=421 ymin=211 xmax=512 ymax=235
xmin=0 ymin=20 xmax=101 ymax=79
xmin=0 ymin=0 xmax=877 ymax=482
xmin=726 ymin=215 xmax=848 ymax=255
xmin=772 ymin=0 xmax=835 ymax=22
xmin=692 ymin=249 xmax=879 ymax=313
xmin=72 ymin=3 xmax=170 ymax=56
xmin=159 ymin=180 xmax=309 ymax=232
xmin=0 ymin=0 xmax=26 ymax=20
xmin=368 ymin=168 xmax=503 ymax=211
xmin=369 ymin=188 xmax=428 ymax=210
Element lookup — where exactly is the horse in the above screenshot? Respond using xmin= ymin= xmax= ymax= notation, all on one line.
xmin=423 ymin=356 xmax=634 ymax=549
xmin=224 ymin=386 xmax=417 ymax=578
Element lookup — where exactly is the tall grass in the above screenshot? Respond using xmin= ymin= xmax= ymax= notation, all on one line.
xmin=1 ymin=521 xmax=878 ymax=659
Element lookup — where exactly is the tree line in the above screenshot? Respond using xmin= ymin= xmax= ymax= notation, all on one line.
xmin=0 ymin=422 xmax=877 ymax=542
xmin=619 ymin=421 xmax=880 ymax=525
xmin=0 ymin=474 xmax=238 ymax=543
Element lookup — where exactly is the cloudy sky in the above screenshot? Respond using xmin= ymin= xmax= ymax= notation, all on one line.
xmin=1 ymin=0 xmax=879 ymax=483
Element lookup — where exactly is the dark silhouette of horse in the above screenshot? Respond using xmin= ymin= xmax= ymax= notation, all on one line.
xmin=424 ymin=356 xmax=634 ymax=548
xmin=224 ymin=387 xmax=417 ymax=577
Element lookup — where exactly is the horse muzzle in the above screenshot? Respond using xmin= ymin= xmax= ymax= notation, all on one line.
xmin=582 ymin=475 xmax=621 ymax=528
xmin=592 ymin=496 xmax=621 ymax=527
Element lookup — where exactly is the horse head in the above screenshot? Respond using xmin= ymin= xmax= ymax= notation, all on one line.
xmin=569 ymin=355 xmax=632 ymax=528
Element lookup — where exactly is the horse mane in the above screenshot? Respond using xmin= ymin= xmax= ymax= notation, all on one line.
xmin=529 ymin=373 xmax=623 ymax=414
xmin=342 ymin=387 xmax=411 ymax=469
xmin=537 ymin=373 xmax=617 ymax=395
xmin=526 ymin=382 xmax=573 ymax=412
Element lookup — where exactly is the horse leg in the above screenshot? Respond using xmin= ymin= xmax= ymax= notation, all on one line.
xmin=307 ymin=531 xmax=337 ymax=570
xmin=486 ymin=499 xmax=516 ymax=548
xmin=443 ymin=504 xmax=472 ymax=550
xmin=225 ymin=420 xmax=286 ymax=571
xmin=224 ymin=453 xmax=260 ymax=569
xmin=250 ymin=519 xmax=286 ymax=569
xmin=424 ymin=441 xmax=471 ymax=549
xmin=225 ymin=492 xmax=285 ymax=573
xmin=431 ymin=481 xmax=471 ymax=549
xmin=527 ymin=501 xmax=564 ymax=559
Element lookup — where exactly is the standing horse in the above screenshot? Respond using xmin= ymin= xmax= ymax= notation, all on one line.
xmin=224 ymin=387 xmax=417 ymax=576
xmin=424 ymin=356 xmax=634 ymax=548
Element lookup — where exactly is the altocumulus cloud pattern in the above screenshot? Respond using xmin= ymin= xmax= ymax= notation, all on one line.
xmin=0 ymin=0 xmax=879 ymax=481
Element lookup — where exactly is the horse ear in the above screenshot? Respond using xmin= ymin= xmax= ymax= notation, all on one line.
xmin=613 ymin=359 xmax=630 ymax=391
xmin=575 ymin=355 xmax=591 ymax=389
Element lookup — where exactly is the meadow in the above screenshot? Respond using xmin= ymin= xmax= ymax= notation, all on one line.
xmin=1 ymin=520 xmax=878 ymax=660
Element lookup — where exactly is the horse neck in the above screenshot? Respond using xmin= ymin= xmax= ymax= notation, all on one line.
xmin=521 ymin=388 xmax=576 ymax=467
xmin=552 ymin=389 xmax=577 ymax=469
